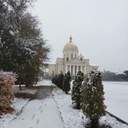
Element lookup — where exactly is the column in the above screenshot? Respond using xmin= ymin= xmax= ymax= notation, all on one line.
xmin=73 ymin=65 xmax=75 ymax=76
xmin=78 ymin=65 xmax=80 ymax=71
xmin=80 ymin=66 xmax=82 ymax=71
xmin=66 ymin=65 xmax=68 ymax=73
xmin=69 ymin=65 xmax=71 ymax=74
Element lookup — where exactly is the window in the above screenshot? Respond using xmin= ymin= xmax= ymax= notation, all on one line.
xmin=71 ymin=54 xmax=73 ymax=59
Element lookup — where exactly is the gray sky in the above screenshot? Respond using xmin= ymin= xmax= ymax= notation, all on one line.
xmin=31 ymin=0 xmax=128 ymax=73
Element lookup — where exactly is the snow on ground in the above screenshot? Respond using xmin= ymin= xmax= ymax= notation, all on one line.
xmin=0 ymin=98 xmax=29 ymax=127
xmin=100 ymin=114 xmax=128 ymax=128
xmin=71 ymin=80 xmax=128 ymax=123
xmin=37 ymin=79 xmax=55 ymax=86
xmin=0 ymin=96 xmax=64 ymax=128
xmin=53 ymin=87 xmax=128 ymax=128
xmin=1 ymin=80 xmax=128 ymax=128
xmin=53 ymin=88 xmax=87 ymax=128
xmin=104 ymin=81 xmax=128 ymax=122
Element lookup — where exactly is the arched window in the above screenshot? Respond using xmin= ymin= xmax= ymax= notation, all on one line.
xmin=66 ymin=57 xmax=69 ymax=62
xmin=80 ymin=57 xmax=83 ymax=61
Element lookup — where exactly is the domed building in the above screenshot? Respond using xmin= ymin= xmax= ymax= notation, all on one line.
xmin=48 ymin=36 xmax=98 ymax=76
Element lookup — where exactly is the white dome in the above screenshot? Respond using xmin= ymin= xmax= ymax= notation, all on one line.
xmin=63 ymin=37 xmax=78 ymax=52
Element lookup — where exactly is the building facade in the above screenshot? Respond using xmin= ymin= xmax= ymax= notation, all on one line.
xmin=48 ymin=36 xmax=98 ymax=76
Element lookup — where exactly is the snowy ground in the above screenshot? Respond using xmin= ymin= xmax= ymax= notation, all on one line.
xmin=0 ymin=98 xmax=29 ymax=127
xmin=103 ymin=81 xmax=128 ymax=122
xmin=71 ymin=80 xmax=128 ymax=123
xmin=53 ymin=88 xmax=87 ymax=128
xmin=37 ymin=79 xmax=55 ymax=86
xmin=0 ymin=94 xmax=64 ymax=128
xmin=2 ymin=98 xmax=63 ymax=128
xmin=0 ymin=80 xmax=128 ymax=128
xmin=53 ymin=87 xmax=128 ymax=128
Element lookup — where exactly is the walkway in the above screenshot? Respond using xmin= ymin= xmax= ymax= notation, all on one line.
xmin=1 ymin=86 xmax=64 ymax=128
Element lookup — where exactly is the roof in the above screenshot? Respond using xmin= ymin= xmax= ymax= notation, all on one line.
xmin=63 ymin=36 xmax=78 ymax=52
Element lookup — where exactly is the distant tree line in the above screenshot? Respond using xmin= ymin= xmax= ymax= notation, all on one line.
xmin=101 ymin=70 xmax=128 ymax=81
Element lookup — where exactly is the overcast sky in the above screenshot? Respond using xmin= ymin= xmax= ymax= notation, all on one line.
xmin=31 ymin=0 xmax=128 ymax=73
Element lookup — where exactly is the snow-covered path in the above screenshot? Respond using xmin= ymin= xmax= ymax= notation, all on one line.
xmin=2 ymin=98 xmax=64 ymax=128
xmin=0 ymin=87 xmax=64 ymax=128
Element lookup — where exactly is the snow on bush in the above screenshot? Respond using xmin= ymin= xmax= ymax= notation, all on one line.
xmin=0 ymin=71 xmax=16 ymax=116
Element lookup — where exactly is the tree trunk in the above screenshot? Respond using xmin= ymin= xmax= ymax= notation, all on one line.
xmin=90 ymin=118 xmax=99 ymax=128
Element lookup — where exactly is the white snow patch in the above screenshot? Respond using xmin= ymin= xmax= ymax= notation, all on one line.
xmin=104 ymin=81 xmax=128 ymax=122
xmin=53 ymin=88 xmax=88 ymax=128
xmin=100 ymin=114 xmax=128 ymax=128
xmin=0 ymin=98 xmax=29 ymax=127
xmin=9 ymin=30 xmax=15 ymax=36
xmin=71 ymin=80 xmax=128 ymax=122
xmin=37 ymin=79 xmax=55 ymax=86
xmin=0 ymin=97 xmax=63 ymax=128
xmin=1 ymin=81 xmax=128 ymax=128
xmin=53 ymin=87 xmax=128 ymax=128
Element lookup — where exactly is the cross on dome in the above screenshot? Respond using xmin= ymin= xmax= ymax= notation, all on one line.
xmin=63 ymin=36 xmax=79 ymax=53
xmin=69 ymin=36 xmax=72 ymax=43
